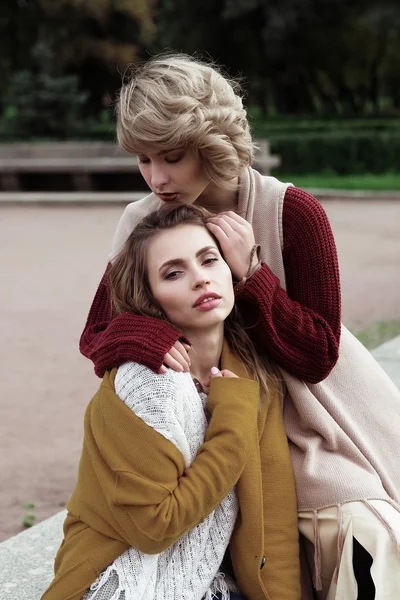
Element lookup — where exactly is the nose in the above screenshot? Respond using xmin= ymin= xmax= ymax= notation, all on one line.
xmin=151 ymin=162 xmax=170 ymax=189
xmin=192 ymin=271 xmax=211 ymax=290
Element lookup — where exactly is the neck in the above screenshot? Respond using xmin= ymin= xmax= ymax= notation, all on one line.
xmin=194 ymin=177 xmax=239 ymax=213
xmin=185 ymin=323 xmax=224 ymax=387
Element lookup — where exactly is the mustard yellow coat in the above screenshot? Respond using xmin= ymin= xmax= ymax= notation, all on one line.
xmin=42 ymin=343 xmax=301 ymax=600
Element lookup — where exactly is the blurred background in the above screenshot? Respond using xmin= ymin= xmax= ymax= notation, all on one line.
xmin=1 ymin=0 xmax=400 ymax=186
xmin=1 ymin=0 xmax=400 ymax=542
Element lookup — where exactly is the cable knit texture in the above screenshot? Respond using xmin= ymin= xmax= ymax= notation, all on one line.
xmin=79 ymin=184 xmax=340 ymax=382
xmin=82 ymin=363 xmax=239 ymax=600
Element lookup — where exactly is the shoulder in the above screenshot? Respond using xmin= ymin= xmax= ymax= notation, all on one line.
xmin=115 ymin=361 xmax=196 ymax=414
xmin=283 ymin=186 xmax=327 ymax=220
xmin=282 ymin=187 xmax=336 ymax=256
xmin=283 ymin=186 xmax=332 ymax=233
xmin=115 ymin=363 xmax=199 ymax=456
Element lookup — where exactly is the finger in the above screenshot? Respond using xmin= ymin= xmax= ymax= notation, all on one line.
xmin=173 ymin=341 xmax=191 ymax=366
xmin=169 ymin=346 xmax=190 ymax=371
xmin=210 ymin=366 xmax=222 ymax=378
xmin=206 ymin=217 xmax=236 ymax=238
xmin=215 ymin=211 xmax=247 ymax=225
xmin=220 ymin=369 xmax=239 ymax=378
xmin=163 ymin=352 xmax=185 ymax=372
xmin=217 ymin=213 xmax=248 ymax=234
xmin=205 ymin=221 xmax=229 ymax=241
xmin=159 ymin=365 xmax=168 ymax=374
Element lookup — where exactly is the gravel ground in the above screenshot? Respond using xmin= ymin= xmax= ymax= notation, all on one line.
xmin=1 ymin=199 xmax=400 ymax=541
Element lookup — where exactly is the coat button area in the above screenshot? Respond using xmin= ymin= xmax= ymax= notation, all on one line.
xmin=260 ymin=556 xmax=266 ymax=569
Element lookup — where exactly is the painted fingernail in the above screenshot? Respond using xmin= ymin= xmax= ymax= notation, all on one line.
xmin=211 ymin=366 xmax=219 ymax=375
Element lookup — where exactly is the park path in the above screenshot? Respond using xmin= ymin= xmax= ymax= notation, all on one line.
xmin=1 ymin=199 xmax=400 ymax=541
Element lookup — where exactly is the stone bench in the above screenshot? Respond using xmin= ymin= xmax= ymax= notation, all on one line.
xmin=0 ymin=140 xmax=280 ymax=192
xmin=0 ymin=510 xmax=65 ymax=599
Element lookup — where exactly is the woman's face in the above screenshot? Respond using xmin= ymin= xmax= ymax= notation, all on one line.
xmin=146 ymin=224 xmax=235 ymax=334
xmin=137 ymin=148 xmax=210 ymax=205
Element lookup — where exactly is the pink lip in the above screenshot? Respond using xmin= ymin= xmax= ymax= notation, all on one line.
xmin=193 ymin=292 xmax=221 ymax=309
xmin=194 ymin=298 xmax=221 ymax=311
xmin=158 ymin=193 xmax=178 ymax=202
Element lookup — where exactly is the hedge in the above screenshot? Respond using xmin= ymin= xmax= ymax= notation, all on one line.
xmin=267 ymin=130 xmax=400 ymax=174
xmin=1 ymin=113 xmax=399 ymax=175
xmin=251 ymin=117 xmax=400 ymax=136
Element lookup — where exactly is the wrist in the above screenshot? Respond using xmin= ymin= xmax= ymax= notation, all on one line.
xmin=233 ymin=244 xmax=261 ymax=295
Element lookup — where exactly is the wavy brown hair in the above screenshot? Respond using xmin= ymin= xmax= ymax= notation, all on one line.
xmin=108 ymin=204 xmax=277 ymax=398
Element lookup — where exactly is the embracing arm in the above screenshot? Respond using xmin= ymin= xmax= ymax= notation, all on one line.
xmin=237 ymin=187 xmax=341 ymax=383
xmin=79 ymin=266 xmax=187 ymax=377
xmin=94 ymin=373 xmax=259 ymax=554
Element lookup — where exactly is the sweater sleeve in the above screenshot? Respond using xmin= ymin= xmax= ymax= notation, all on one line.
xmin=236 ymin=186 xmax=341 ymax=383
xmin=79 ymin=265 xmax=188 ymax=377
xmin=96 ymin=374 xmax=259 ymax=554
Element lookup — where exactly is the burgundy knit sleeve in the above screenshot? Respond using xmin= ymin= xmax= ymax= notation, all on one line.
xmin=79 ymin=266 xmax=187 ymax=378
xmin=236 ymin=186 xmax=341 ymax=383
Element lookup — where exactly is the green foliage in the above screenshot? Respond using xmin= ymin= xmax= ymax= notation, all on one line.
xmin=266 ymin=129 xmax=400 ymax=175
xmin=352 ymin=319 xmax=400 ymax=349
xmin=155 ymin=0 xmax=400 ymax=117
xmin=274 ymin=172 xmax=400 ymax=191
xmin=251 ymin=115 xmax=400 ymax=135
xmin=22 ymin=502 xmax=37 ymax=529
xmin=4 ymin=41 xmax=88 ymax=139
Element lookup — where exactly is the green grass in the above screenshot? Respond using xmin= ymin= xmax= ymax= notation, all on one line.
xmin=351 ymin=319 xmax=400 ymax=349
xmin=275 ymin=172 xmax=400 ymax=191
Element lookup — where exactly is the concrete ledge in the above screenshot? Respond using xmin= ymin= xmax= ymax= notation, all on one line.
xmin=371 ymin=335 xmax=400 ymax=389
xmin=0 ymin=510 xmax=65 ymax=598
xmin=0 ymin=336 xmax=399 ymax=598
xmin=0 ymin=191 xmax=144 ymax=205
xmin=1 ymin=189 xmax=399 ymax=206
xmin=306 ymin=188 xmax=400 ymax=201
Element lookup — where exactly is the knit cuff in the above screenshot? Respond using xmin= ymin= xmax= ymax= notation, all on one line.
xmin=236 ymin=262 xmax=279 ymax=305
xmin=92 ymin=315 xmax=190 ymax=377
xmin=134 ymin=324 xmax=189 ymax=373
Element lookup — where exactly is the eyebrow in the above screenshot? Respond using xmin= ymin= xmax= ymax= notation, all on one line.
xmin=158 ymin=246 xmax=218 ymax=273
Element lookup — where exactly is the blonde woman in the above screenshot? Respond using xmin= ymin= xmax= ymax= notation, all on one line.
xmin=43 ymin=204 xmax=300 ymax=600
xmin=79 ymin=53 xmax=400 ymax=598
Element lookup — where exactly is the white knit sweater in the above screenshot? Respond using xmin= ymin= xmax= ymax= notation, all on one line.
xmin=83 ymin=362 xmax=239 ymax=600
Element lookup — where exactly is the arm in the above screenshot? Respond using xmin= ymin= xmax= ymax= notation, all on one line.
xmin=96 ymin=373 xmax=259 ymax=554
xmin=79 ymin=265 xmax=188 ymax=377
xmin=237 ymin=187 xmax=341 ymax=383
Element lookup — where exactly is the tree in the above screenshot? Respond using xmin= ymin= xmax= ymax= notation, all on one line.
xmin=6 ymin=41 xmax=87 ymax=139
xmin=39 ymin=0 xmax=158 ymax=111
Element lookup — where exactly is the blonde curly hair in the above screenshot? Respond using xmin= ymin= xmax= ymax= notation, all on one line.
xmin=116 ymin=52 xmax=255 ymax=189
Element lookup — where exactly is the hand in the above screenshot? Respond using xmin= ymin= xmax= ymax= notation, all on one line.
xmin=206 ymin=211 xmax=258 ymax=281
xmin=202 ymin=366 xmax=239 ymax=393
xmin=159 ymin=341 xmax=191 ymax=374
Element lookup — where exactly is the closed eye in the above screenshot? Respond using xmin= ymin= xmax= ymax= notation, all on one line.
xmin=165 ymin=154 xmax=183 ymax=164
